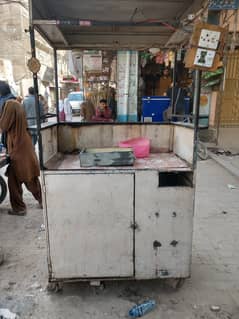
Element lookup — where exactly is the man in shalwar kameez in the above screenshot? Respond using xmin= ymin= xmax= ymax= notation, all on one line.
xmin=0 ymin=100 xmax=42 ymax=215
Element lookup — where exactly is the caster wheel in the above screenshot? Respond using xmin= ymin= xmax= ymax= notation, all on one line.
xmin=90 ymin=281 xmax=105 ymax=290
xmin=91 ymin=282 xmax=105 ymax=294
xmin=164 ymin=278 xmax=186 ymax=289
xmin=47 ymin=281 xmax=63 ymax=293
xmin=175 ymin=278 xmax=185 ymax=289
xmin=97 ymin=282 xmax=105 ymax=291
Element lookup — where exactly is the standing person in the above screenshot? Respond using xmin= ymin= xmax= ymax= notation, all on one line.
xmin=92 ymin=99 xmax=113 ymax=122
xmin=0 ymin=81 xmax=16 ymax=263
xmin=0 ymin=81 xmax=16 ymax=148
xmin=58 ymin=98 xmax=65 ymax=122
xmin=80 ymin=100 xmax=95 ymax=122
xmin=16 ymin=96 xmax=23 ymax=104
xmin=63 ymin=96 xmax=72 ymax=122
xmin=0 ymin=100 xmax=42 ymax=216
xmin=22 ymin=87 xmax=43 ymax=145
xmin=39 ymin=94 xmax=48 ymax=121
xmin=155 ymin=68 xmax=172 ymax=96
xmin=0 ymin=81 xmax=16 ymax=113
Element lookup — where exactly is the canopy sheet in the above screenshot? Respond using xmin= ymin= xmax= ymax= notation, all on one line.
xmin=31 ymin=0 xmax=203 ymax=49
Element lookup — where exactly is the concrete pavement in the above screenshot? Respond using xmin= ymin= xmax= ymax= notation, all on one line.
xmin=208 ymin=151 xmax=239 ymax=179
xmin=0 ymin=159 xmax=239 ymax=318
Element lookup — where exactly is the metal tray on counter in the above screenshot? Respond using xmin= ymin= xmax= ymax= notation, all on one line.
xmin=79 ymin=147 xmax=135 ymax=167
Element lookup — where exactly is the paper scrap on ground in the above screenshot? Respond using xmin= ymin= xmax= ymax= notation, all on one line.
xmin=210 ymin=305 xmax=221 ymax=312
xmin=0 ymin=308 xmax=18 ymax=319
xmin=228 ymin=184 xmax=237 ymax=190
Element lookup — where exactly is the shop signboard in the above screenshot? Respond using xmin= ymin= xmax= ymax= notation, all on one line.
xmin=194 ymin=49 xmax=216 ymax=68
xmin=185 ymin=23 xmax=227 ymax=71
xmin=209 ymin=0 xmax=239 ymax=10
xmin=83 ymin=53 xmax=102 ymax=72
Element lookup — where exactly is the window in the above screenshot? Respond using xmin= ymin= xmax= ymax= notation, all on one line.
xmin=68 ymin=93 xmax=84 ymax=101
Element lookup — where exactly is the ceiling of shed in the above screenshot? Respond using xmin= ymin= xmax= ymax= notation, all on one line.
xmin=31 ymin=0 xmax=204 ymax=49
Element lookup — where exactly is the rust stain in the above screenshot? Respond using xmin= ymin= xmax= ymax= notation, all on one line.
xmin=170 ymin=240 xmax=179 ymax=247
xmin=153 ymin=240 xmax=162 ymax=249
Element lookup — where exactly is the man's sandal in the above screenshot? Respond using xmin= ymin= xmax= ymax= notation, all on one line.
xmin=8 ymin=210 xmax=26 ymax=216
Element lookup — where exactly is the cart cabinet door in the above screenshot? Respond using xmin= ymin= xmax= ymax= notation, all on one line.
xmin=135 ymin=171 xmax=194 ymax=279
xmin=44 ymin=172 xmax=134 ymax=279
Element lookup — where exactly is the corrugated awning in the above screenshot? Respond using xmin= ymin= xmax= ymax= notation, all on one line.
xmin=30 ymin=0 xmax=204 ymax=49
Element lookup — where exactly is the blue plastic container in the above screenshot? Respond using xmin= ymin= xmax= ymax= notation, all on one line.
xmin=142 ymin=96 xmax=191 ymax=122
xmin=142 ymin=96 xmax=170 ymax=122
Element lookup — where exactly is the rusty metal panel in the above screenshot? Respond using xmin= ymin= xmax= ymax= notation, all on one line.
xmin=221 ymin=51 xmax=239 ymax=126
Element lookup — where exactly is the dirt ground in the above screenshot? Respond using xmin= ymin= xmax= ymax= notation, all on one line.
xmin=0 ymin=159 xmax=239 ymax=318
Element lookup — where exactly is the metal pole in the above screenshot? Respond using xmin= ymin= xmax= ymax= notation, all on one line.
xmin=193 ymin=69 xmax=202 ymax=169
xmin=80 ymin=55 xmax=84 ymax=97
xmin=53 ymin=48 xmax=60 ymax=123
xmin=171 ymin=49 xmax=177 ymax=115
xmin=207 ymin=10 xmax=221 ymax=141
xmin=29 ymin=26 xmax=44 ymax=169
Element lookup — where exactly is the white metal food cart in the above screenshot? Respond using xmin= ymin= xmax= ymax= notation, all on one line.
xmin=29 ymin=0 xmax=203 ymax=290
xmin=39 ymin=122 xmax=196 ymax=289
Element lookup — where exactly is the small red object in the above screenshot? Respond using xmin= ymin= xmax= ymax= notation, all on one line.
xmin=59 ymin=109 xmax=65 ymax=122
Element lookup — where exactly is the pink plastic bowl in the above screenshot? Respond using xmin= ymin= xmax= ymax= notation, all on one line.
xmin=119 ymin=137 xmax=150 ymax=158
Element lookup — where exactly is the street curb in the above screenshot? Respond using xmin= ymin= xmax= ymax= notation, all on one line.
xmin=208 ymin=151 xmax=239 ymax=179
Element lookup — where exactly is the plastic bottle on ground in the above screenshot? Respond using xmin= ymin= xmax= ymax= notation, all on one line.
xmin=129 ymin=300 xmax=156 ymax=318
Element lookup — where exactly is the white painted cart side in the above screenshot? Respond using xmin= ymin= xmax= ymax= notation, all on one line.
xmin=135 ymin=170 xmax=194 ymax=279
xmin=44 ymin=171 xmax=134 ymax=279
